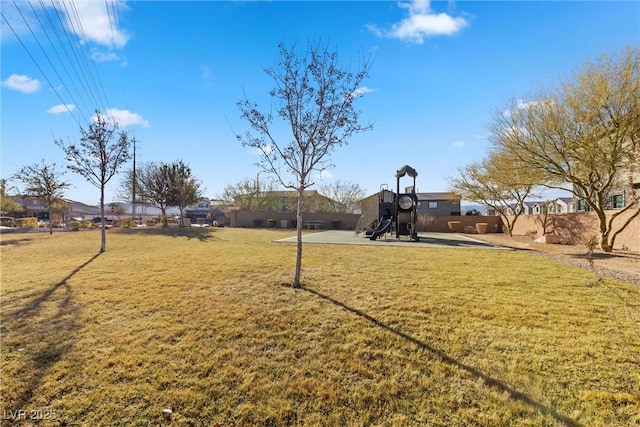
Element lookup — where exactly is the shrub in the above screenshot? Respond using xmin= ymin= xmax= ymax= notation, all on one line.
xmin=15 ymin=217 xmax=37 ymax=228
xmin=68 ymin=221 xmax=80 ymax=231
xmin=0 ymin=217 xmax=15 ymax=227
xmin=417 ymin=215 xmax=433 ymax=232
xmin=583 ymin=234 xmax=599 ymax=252
xmin=83 ymin=221 xmax=93 ymax=229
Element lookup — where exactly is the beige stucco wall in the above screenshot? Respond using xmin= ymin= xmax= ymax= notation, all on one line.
xmin=506 ymin=210 xmax=639 ymax=252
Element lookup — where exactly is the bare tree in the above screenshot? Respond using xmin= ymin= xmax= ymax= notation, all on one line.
xmin=449 ymin=151 xmax=540 ymax=237
xmin=318 ymin=180 xmax=366 ymax=213
xmin=221 ymin=177 xmax=278 ymax=210
xmin=119 ymin=162 xmax=174 ymax=224
xmin=12 ymin=160 xmax=70 ymax=234
xmin=489 ymin=46 xmax=639 ymax=251
xmin=236 ymin=40 xmax=373 ymax=288
xmin=166 ymin=160 xmax=203 ymax=229
xmin=57 ymin=112 xmax=131 ymax=252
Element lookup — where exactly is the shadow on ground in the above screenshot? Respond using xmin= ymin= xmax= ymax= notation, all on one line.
xmin=2 ymin=253 xmax=100 ymax=413
xmin=302 ymin=286 xmax=580 ymax=426
xmin=112 ymin=226 xmax=219 ymax=242
xmin=0 ymin=237 xmax=33 ymax=246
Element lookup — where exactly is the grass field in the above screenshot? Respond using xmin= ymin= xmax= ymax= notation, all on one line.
xmin=1 ymin=227 xmax=639 ymax=426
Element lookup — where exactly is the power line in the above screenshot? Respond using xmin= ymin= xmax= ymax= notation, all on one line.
xmin=4 ymin=1 xmax=126 ymax=128
xmin=61 ymin=0 xmax=109 ymax=115
xmin=48 ymin=1 xmax=105 ymax=119
xmin=31 ymin=1 xmax=94 ymax=119
xmin=1 ymin=6 xmax=85 ymax=127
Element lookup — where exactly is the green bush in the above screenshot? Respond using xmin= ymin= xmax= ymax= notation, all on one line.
xmin=68 ymin=221 xmax=80 ymax=231
xmin=83 ymin=221 xmax=93 ymax=229
xmin=15 ymin=217 xmax=37 ymax=228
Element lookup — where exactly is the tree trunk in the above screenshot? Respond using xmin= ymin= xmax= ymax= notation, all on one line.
xmin=600 ymin=231 xmax=613 ymax=253
xmin=161 ymin=207 xmax=168 ymax=227
xmin=48 ymin=206 xmax=53 ymax=235
xmin=596 ymin=209 xmax=613 ymax=252
xmin=100 ymin=187 xmax=106 ymax=253
xmin=292 ymin=187 xmax=304 ymax=288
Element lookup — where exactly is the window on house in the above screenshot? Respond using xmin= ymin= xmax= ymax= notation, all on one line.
xmin=428 ymin=201 xmax=438 ymax=209
xmin=612 ymin=194 xmax=624 ymax=209
xmin=577 ymin=199 xmax=590 ymax=211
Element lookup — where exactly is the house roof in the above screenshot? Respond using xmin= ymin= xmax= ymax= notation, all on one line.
xmin=416 ymin=192 xmax=461 ymax=201
xmin=555 ymin=197 xmax=574 ymax=204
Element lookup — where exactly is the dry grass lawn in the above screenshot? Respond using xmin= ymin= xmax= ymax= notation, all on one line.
xmin=1 ymin=227 xmax=639 ymax=426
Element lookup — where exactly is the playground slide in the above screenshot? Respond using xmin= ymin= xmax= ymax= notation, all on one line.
xmin=367 ymin=217 xmax=393 ymax=240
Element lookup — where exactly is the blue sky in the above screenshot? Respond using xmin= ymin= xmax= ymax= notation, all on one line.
xmin=2 ymin=0 xmax=638 ymax=205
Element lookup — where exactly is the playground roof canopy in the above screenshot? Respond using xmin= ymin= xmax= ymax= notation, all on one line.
xmin=395 ymin=165 xmax=418 ymax=178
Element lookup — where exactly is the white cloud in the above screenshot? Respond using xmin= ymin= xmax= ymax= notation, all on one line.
xmin=316 ymin=170 xmax=334 ymax=181
xmin=370 ymin=0 xmax=468 ymax=44
xmin=351 ymin=86 xmax=376 ymax=98
xmin=55 ymin=1 xmax=130 ymax=49
xmin=503 ymin=99 xmax=548 ymax=117
xmin=96 ymin=108 xmax=150 ymax=128
xmin=1 ymin=74 xmax=41 ymax=93
xmin=91 ymin=49 xmax=121 ymax=63
xmin=452 ymin=140 xmax=465 ymax=148
xmin=47 ymin=104 xmax=76 ymax=114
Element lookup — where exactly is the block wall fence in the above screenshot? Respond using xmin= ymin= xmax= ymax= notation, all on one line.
xmin=228 ymin=209 xmax=639 ymax=252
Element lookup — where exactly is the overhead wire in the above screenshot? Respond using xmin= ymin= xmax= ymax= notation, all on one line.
xmin=31 ymin=0 xmax=94 ymax=121
xmin=49 ymin=1 xmax=106 ymax=121
xmin=72 ymin=1 xmax=114 ymax=115
xmin=2 ymin=3 xmax=86 ymax=127
xmin=61 ymin=0 xmax=109 ymax=117
xmin=4 ymin=0 xmax=130 ymax=132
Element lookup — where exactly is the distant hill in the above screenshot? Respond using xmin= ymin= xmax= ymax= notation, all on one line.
xmin=101 ymin=202 xmax=180 ymax=216
xmin=68 ymin=200 xmax=101 ymax=217
xmin=68 ymin=200 xmax=179 ymax=218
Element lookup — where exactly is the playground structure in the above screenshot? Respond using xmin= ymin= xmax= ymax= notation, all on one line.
xmin=364 ymin=165 xmax=419 ymax=241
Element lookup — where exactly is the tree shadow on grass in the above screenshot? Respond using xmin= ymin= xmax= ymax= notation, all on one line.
xmin=113 ymin=226 xmax=218 ymax=242
xmin=0 ymin=237 xmax=33 ymax=247
xmin=302 ymin=286 xmax=580 ymax=427
xmin=3 ymin=253 xmax=100 ymax=414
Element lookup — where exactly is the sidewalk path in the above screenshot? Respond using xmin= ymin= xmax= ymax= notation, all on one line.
xmin=274 ymin=230 xmax=511 ymax=250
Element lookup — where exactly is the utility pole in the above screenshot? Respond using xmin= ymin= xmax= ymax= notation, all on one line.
xmin=132 ymin=137 xmax=137 ymax=221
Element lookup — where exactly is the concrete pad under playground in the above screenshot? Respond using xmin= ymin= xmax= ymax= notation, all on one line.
xmin=274 ymin=230 xmax=512 ymax=250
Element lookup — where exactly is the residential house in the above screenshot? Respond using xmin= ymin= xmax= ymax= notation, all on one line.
xmin=13 ymin=195 xmax=50 ymax=220
xmin=184 ymin=199 xmax=228 ymax=225
xmin=549 ymin=197 xmax=574 ymax=214
xmin=233 ymin=190 xmax=339 ymax=213
xmin=360 ymin=190 xmax=462 ymax=219
xmin=575 ymin=159 xmax=640 ymax=212
xmin=416 ymin=192 xmax=462 ymax=216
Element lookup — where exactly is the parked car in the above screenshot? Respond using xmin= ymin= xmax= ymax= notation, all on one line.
xmin=92 ymin=216 xmax=113 ymax=225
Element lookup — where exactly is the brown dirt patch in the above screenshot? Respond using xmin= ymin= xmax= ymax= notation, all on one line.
xmin=472 ymin=233 xmax=640 ymax=284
